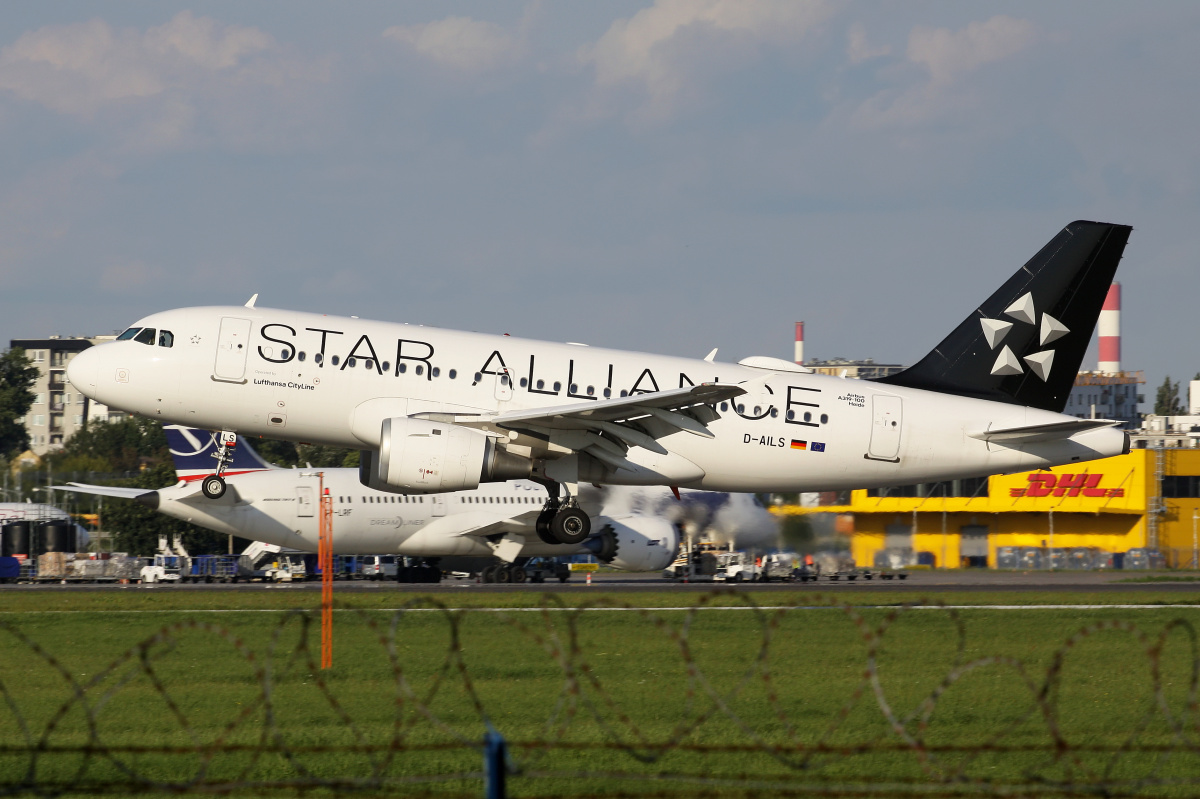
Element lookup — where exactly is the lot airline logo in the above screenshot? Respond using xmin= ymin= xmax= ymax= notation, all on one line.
xmin=1009 ymin=473 xmax=1124 ymax=499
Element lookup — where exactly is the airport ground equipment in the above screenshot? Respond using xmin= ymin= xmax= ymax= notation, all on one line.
xmin=262 ymin=553 xmax=308 ymax=583
xmin=185 ymin=554 xmax=240 ymax=583
xmin=139 ymin=535 xmax=190 ymax=584
xmin=663 ymin=547 xmax=719 ymax=581
xmin=361 ymin=555 xmax=397 ymax=580
xmin=759 ymin=552 xmax=799 ymax=582
xmin=140 ymin=554 xmax=186 ymax=584
xmin=523 ymin=558 xmax=571 ymax=583
xmin=827 ymin=567 xmax=875 ymax=581
xmin=714 ymin=551 xmax=762 ymax=582
xmin=395 ymin=558 xmax=441 ymax=583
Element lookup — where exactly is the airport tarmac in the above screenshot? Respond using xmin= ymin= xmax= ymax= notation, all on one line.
xmin=2 ymin=570 xmax=1198 ymax=592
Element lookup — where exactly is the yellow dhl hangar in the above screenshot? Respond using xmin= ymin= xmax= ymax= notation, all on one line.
xmin=778 ymin=449 xmax=1200 ymax=569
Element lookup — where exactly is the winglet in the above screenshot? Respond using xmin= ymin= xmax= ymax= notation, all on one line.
xmin=245 ymin=294 xmax=259 ymax=308
xmin=704 ymin=348 xmax=718 ymax=362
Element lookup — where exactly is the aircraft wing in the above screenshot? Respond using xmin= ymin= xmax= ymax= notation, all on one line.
xmin=54 ymin=483 xmax=159 ymax=501
xmin=412 ymin=508 xmax=541 ymax=540
xmin=970 ymin=419 xmax=1119 ymax=444
xmin=453 ymin=509 xmax=542 ymax=539
xmin=445 ymin=383 xmax=746 ymax=471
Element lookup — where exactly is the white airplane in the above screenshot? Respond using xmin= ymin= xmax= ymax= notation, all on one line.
xmin=53 ymin=427 xmax=777 ymax=581
xmin=66 ymin=221 xmax=1132 ymax=548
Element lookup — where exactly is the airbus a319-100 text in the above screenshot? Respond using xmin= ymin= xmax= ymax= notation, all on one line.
xmin=68 ymin=221 xmax=1133 ymax=547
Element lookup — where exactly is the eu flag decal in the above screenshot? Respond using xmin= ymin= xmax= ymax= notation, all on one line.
xmin=790 ymin=440 xmax=807 ymax=450
xmin=812 ymin=442 xmax=826 ymax=453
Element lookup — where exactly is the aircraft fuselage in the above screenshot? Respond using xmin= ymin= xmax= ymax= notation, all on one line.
xmin=68 ymin=305 xmax=1128 ymax=493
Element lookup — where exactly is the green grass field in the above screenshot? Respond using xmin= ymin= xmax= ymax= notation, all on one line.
xmin=3 ymin=589 xmax=1200 ymax=796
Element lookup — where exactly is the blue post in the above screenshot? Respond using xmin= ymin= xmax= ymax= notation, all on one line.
xmin=483 ymin=727 xmax=507 ymax=799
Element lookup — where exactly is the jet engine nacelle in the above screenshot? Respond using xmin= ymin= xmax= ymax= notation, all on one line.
xmin=586 ymin=516 xmax=679 ymax=572
xmin=359 ymin=417 xmax=530 ymax=494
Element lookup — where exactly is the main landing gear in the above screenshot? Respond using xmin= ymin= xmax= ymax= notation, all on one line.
xmin=533 ymin=480 xmax=591 ymax=546
xmin=201 ymin=431 xmax=238 ymax=500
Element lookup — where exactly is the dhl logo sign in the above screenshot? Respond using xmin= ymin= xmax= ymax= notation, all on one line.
xmin=1009 ymin=473 xmax=1124 ymax=499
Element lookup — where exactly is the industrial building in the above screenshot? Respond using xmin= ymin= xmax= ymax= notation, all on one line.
xmin=779 ymin=448 xmax=1200 ymax=570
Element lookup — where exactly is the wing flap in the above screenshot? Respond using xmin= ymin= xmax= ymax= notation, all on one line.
xmin=448 ymin=383 xmax=742 ymax=467
xmin=486 ymin=382 xmax=742 ymax=430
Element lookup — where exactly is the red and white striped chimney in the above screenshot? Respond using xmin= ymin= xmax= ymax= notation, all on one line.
xmin=794 ymin=322 xmax=805 ymax=365
xmin=1098 ymin=283 xmax=1121 ymax=374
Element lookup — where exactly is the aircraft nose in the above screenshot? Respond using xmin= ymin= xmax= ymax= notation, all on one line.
xmin=66 ymin=346 xmax=101 ymax=399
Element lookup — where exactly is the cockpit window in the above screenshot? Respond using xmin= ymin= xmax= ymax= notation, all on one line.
xmin=116 ymin=328 xmax=141 ymax=341
xmin=158 ymin=330 xmax=174 ymax=348
xmin=133 ymin=328 xmax=156 ymax=345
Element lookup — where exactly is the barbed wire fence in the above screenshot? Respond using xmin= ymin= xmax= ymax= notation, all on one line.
xmin=2 ymin=592 xmax=1200 ymax=797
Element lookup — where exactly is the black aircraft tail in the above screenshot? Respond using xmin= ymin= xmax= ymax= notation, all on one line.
xmin=873 ymin=221 xmax=1132 ymax=413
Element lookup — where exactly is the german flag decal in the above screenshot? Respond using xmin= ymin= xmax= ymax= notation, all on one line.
xmin=790 ymin=440 xmax=807 ymax=450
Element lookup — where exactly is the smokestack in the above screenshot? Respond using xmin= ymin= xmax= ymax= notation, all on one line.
xmin=794 ymin=322 xmax=804 ymax=365
xmin=1098 ymin=283 xmax=1120 ymax=374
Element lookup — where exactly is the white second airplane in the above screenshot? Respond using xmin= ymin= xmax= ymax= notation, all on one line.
xmin=66 ymin=221 xmax=1132 ymax=546
xmin=54 ymin=427 xmax=778 ymax=580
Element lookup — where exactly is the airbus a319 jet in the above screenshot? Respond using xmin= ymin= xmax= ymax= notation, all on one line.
xmin=67 ymin=221 xmax=1132 ymax=547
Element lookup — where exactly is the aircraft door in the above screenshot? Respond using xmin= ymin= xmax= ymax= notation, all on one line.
xmin=214 ymin=317 xmax=253 ymax=382
xmin=495 ymin=370 xmax=513 ymax=402
xmin=430 ymin=495 xmax=446 ymax=517
xmin=296 ymin=486 xmax=315 ymax=517
xmin=867 ymin=394 xmax=903 ymax=461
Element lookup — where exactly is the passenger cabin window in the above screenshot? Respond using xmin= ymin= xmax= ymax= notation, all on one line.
xmin=133 ymin=328 xmax=156 ymax=345
xmin=158 ymin=330 xmax=174 ymax=348
xmin=116 ymin=328 xmax=141 ymax=341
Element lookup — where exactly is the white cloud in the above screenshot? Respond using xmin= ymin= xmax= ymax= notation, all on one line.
xmin=846 ymin=22 xmax=890 ymax=65
xmin=0 ymin=12 xmax=276 ymax=116
xmin=581 ymin=0 xmax=837 ymax=111
xmin=907 ymin=15 xmax=1037 ymax=86
xmin=383 ymin=17 xmax=521 ymax=72
xmin=852 ymin=15 xmax=1038 ymax=128
xmin=0 ymin=12 xmax=330 ymax=150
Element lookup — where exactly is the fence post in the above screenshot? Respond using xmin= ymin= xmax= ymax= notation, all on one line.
xmin=484 ymin=727 xmax=507 ymax=799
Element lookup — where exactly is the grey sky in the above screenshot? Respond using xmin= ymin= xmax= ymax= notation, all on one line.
xmin=2 ymin=1 xmax=1197 ymax=398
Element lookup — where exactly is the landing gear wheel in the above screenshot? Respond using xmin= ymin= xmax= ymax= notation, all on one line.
xmin=201 ymin=475 xmax=226 ymax=499
xmin=494 ymin=566 xmax=512 ymax=584
xmin=535 ymin=504 xmax=560 ymax=545
xmin=550 ymin=508 xmax=590 ymax=545
xmin=510 ymin=567 xmax=527 ymax=584
xmin=481 ymin=565 xmax=497 ymax=583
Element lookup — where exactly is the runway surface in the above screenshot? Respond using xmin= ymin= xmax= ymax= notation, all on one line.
xmin=4 ymin=570 xmax=1199 ymax=593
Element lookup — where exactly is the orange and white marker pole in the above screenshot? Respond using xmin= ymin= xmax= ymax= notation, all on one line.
xmin=312 ymin=474 xmax=334 ymax=669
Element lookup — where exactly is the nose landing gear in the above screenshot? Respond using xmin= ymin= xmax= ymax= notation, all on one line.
xmin=200 ymin=431 xmax=239 ymax=499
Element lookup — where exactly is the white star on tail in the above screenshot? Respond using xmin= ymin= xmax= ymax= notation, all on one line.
xmin=1003 ymin=292 xmax=1037 ymax=325
xmin=991 ymin=346 xmax=1023 ymax=376
xmin=980 ymin=318 xmax=1014 ymax=349
xmin=1024 ymin=350 xmax=1055 ymax=381
xmin=1040 ymin=313 xmax=1069 ymax=345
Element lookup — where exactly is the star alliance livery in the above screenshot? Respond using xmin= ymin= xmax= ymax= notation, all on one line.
xmin=67 ymin=221 xmax=1132 ymax=547
xmin=54 ymin=427 xmax=779 ymax=580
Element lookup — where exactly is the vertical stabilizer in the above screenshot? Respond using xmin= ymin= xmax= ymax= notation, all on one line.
xmin=163 ymin=425 xmax=277 ymax=481
xmin=874 ymin=221 xmax=1132 ymax=413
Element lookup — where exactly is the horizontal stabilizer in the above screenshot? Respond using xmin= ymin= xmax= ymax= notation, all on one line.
xmin=970 ymin=419 xmax=1118 ymax=444
xmin=55 ymin=483 xmax=158 ymax=501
